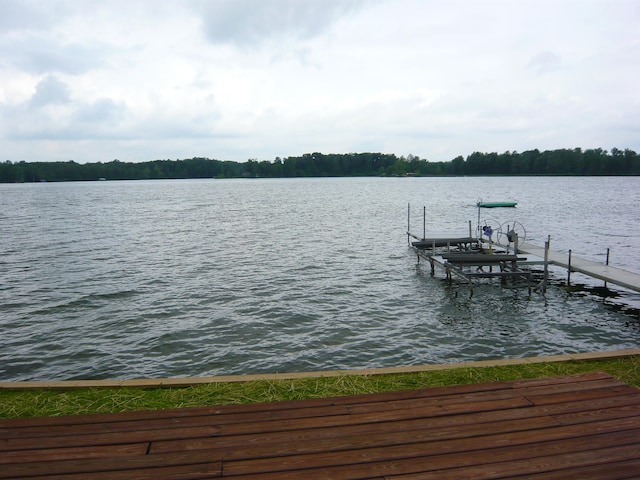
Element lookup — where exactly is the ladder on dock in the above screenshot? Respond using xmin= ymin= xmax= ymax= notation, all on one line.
xmin=502 ymin=241 xmax=640 ymax=293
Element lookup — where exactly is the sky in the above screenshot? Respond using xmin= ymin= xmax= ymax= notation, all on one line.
xmin=1 ymin=0 xmax=639 ymax=164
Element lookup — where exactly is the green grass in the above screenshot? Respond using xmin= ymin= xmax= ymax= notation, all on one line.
xmin=1 ymin=357 xmax=639 ymax=419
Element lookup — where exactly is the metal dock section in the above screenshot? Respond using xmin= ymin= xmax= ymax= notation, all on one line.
xmin=417 ymin=249 xmax=534 ymax=294
xmin=408 ymin=231 xmax=535 ymax=294
xmin=505 ymin=241 xmax=640 ymax=293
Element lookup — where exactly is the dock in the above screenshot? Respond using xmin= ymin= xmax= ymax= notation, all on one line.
xmin=1 ymin=371 xmax=639 ymax=478
xmin=504 ymin=240 xmax=640 ymax=293
xmin=407 ymin=229 xmax=534 ymax=292
xmin=407 ymin=203 xmax=640 ymax=294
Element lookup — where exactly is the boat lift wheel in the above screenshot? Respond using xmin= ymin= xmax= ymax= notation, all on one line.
xmin=497 ymin=221 xmax=526 ymax=245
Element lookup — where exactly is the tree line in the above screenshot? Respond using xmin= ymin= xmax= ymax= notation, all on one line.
xmin=1 ymin=148 xmax=638 ymax=183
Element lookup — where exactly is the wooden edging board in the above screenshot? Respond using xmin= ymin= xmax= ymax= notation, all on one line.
xmin=1 ymin=348 xmax=639 ymax=390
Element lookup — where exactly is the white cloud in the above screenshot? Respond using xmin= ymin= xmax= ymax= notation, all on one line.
xmin=527 ymin=52 xmax=563 ymax=74
xmin=0 ymin=0 xmax=59 ymax=33
xmin=4 ymin=36 xmax=105 ymax=74
xmin=195 ymin=0 xmax=369 ymax=48
xmin=73 ymin=98 xmax=126 ymax=125
xmin=29 ymin=75 xmax=71 ymax=107
xmin=0 ymin=0 xmax=639 ymax=163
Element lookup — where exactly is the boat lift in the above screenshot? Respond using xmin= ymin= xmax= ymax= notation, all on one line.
xmin=407 ymin=204 xmax=534 ymax=294
xmin=407 ymin=203 xmax=640 ymax=295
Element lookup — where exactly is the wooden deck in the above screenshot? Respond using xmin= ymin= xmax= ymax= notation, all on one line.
xmin=1 ymin=371 xmax=640 ymax=479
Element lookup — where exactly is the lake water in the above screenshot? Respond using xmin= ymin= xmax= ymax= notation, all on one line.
xmin=1 ymin=176 xmax=639 ymax=381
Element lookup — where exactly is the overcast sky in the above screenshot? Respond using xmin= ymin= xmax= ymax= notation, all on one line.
xmin=1 ymin=0 xmax=639 ymax=163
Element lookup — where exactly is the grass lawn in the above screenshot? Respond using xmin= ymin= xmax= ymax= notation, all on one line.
xmin=1 ymin=355 xmax=639 ymax=418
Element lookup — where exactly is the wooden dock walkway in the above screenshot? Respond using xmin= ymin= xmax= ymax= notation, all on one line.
xmin=511 ymin=241 xmax=640 ymax=293
xmin=2 ymin=371 xmax=640 ymax=479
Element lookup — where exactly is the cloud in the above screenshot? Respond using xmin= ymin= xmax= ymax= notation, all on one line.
xmin=1 ymin=0 xmax=639 ymax=163
xmin=29 ymin=74 xmax=71 ymax=107
xmin=4 ymin=75 xmax=127 ymax=142
xmin=0 ymin=1 xmax=103 ymax=74
xmin=2 ymin=36 xmax=106 ymax=75
xmin=527 ymin=51 xmax=562 ymax=74
xmin=195 ymin=0 xmax=369 ymax=48
xmin=73 ymin=98 xmax=126 ymax=124
xmin=0 ymin=0 xmax=59 ymax=33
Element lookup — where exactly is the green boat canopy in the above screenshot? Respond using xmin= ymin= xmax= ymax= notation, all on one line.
xmin=476 ymin=201 xmax=517 ymax=208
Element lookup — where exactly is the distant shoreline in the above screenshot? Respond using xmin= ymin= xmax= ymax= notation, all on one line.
xmin=2 ymin=148 xmax=639 ymax=182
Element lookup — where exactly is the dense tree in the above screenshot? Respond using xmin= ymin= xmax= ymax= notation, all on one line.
xmin=1 ymin=148 xmax=638 ymax=183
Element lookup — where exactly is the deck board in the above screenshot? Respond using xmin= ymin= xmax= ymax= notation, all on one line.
xmin=2 ymin=371 xmax=639 ymax=479
xmin=510 ymin=241 xmax=640 ymax=292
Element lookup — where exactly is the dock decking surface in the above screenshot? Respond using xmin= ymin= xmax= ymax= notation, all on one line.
xmin=513 ymin=241 xmax=640 ymax=292
xmin=2 ymin=371 xmax=640 ymax=479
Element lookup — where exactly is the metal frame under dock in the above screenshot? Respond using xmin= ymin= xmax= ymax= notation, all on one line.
xmin=411 ymin=238 xmax=535 ymax=294
xmin=406 ymin=210 xmax=534 ymax=293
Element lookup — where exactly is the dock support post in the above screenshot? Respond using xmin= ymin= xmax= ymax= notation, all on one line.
xmin=567 ymin=249 xmax=572 ymax=286
xmin=407 ymin=203 xmax=410 ymax=245
xmin=423 ymin=206 xmax=426 ymax=240
xmin=605 ymin=248 xmax=610 ymax=288
xmin=543 ymin=235 xmax=551 ymax=292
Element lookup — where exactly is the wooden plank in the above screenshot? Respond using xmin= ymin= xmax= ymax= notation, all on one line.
xmin=0 ymin=443 xmax=149 ymax=464
xmin=219 ymin=420 xmax=640 ymax=476
xmin=153 ymin=415 xmax=561 ymax=462
xmin=0 ymin=396 xmax=533 ymax=453
xmin=509 ymin=458 xmax=640 ymax=480
xmin=526 ymin=385 xmax=639 ymax=406
xmin=215 ymin=432 xmax=640 ymax=479
xmin=441 ymin=253 xmax=524 ymax=263
xmin=149 ymin=393 xmax=640 ymax=454
xmin=0 ymin=450 xmax=223 ymax=479
xmin=215 ymin=396 xmax=533 ymax=437
xmin=9 ymin=462 xmax=222 ymax=480
xmin=0 ymin=425 xmax=219 ymax=452
xmin=412 ymin=237 xmax=476 ymax=248
xmin=0 ymin=403 xmax=351 ymax=440
xmin=345 ymin=376 xmax=629 ymax=415
xmin=389 ymin=443 xmax=640 ymax=480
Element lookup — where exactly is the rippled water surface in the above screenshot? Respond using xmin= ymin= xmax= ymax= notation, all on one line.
xmin=1 ymin=176 xmax=639 ymax=380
